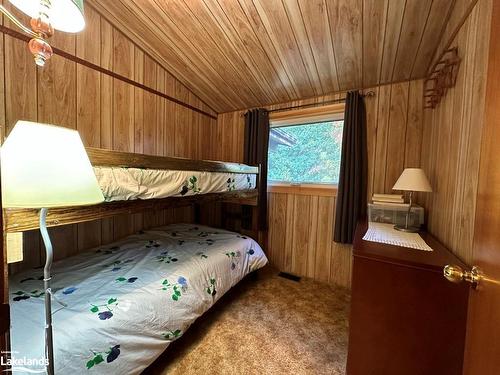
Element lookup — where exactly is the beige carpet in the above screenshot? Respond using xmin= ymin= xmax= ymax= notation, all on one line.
xmin=145 ymin=266 xmax=350 ymax=375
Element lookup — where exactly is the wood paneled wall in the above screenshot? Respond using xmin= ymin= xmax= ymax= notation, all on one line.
xmin=0 ymin=3 xmax=217 ymax=272
xmin=421 ymin=0 xmax=492 ymax=265
xmin=215 ymin=80 xmax=424 ymax=287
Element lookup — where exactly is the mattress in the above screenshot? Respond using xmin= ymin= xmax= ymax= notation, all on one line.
xmin=9 ymin=224 xmax=268 ymax=374
xmin=93 ymin=166 xmax=257 ymax=202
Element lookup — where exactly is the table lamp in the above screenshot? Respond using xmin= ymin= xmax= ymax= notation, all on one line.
xmin=1 ymin=121 xmax=104 ymax=375
xmin=392 ymin=168 xmax=432 ymax=232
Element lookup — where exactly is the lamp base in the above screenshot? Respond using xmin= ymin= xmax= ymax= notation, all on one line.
xmin=394 ymin=225 xmax=420 ymax=233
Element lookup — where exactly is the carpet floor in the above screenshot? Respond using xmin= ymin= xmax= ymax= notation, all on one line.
xmin=145 ymin=266 xmax=350 ymax=375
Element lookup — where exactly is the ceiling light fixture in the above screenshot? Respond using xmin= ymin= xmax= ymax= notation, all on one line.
xmin=0 ymin=0 xmax=85 ymax=67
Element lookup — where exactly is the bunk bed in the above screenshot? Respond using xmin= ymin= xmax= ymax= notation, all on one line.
xmin=4 ymin=148 xmax=268 ymax=374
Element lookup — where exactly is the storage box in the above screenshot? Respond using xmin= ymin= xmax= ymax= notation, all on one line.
xmin=368 ymin=203 xmax=424 ymax=227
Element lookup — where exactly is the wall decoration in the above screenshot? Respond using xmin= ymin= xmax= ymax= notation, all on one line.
xmin=424 ymin=48 xmax=461 ymax=109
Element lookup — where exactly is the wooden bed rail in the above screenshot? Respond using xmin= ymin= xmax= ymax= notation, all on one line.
xmin=86 ymin=147 xmax=259 ymax=174
xmin=3 ymin=148 xmax=261 ymax=233
xmin=4 ymin=190 xmax=258 ymax=233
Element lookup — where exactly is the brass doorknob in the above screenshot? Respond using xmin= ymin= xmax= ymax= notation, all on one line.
xmin=443 ymin=265 xmax=482 ymax=288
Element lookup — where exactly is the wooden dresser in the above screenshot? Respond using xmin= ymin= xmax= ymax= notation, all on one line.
xmin=347 ymin=221 xmax=469 ymax=375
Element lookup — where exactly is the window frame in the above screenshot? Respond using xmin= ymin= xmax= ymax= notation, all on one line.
xmin=267 ymin=103 xmax=344 ymax=194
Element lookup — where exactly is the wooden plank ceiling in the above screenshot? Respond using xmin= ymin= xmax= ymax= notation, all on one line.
xmin=89 ymin=0 xmax=455 ymax=113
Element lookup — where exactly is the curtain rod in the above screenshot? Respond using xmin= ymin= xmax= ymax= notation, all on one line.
xmin=266 ymin=90 xmax=376 ymax=114
xmin=268 ymin=97 xmax=344 ymax=114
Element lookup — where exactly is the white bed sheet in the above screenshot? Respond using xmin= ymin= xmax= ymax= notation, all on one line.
xmin=9 ymin=224 xmax=267 ymax=374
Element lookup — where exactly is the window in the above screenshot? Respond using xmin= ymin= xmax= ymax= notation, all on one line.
xmin=268 ymin=119 xmax=344 ymax=184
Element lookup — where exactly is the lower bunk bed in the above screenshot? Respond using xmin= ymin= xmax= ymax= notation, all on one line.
xmin=9 ymin=224 xmax=268 ymax=374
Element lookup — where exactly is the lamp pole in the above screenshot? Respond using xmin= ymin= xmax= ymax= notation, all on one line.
xmin=405 ymin=191 xmax=413 ymax=229
xmin=39 ymin=208 xmax=54 ymax=375
xmin=394 ymin=191 xmax=419 ymax=232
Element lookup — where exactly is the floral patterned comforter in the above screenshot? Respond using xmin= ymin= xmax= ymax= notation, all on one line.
xmin=93 ymin=166 xmax=257 ymax=202
xmin=9 ymin=224 xmax=268 ymax=374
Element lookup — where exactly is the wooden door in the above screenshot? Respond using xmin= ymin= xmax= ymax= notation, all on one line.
xmin=462 ymin=1 xmax=500 ymax=372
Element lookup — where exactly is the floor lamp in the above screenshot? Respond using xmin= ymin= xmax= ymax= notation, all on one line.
xmin=1 ymin=121 xmax=104 ymax=374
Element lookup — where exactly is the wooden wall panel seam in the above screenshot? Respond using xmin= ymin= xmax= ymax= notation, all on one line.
xmin=407 ymin=1 xmax=432 ymax=78
xmin=367 ymin=86 xmax=380 ymax=198
xmin=281 ymin=0 xmax=322 ymax=96
xmin=387 ymin=0 xmax=407 ymax=82
xmin=428 ymin=0 xmax=480 ymax=76
xmin=422 ymin=0 xmax=457 ymax=79
xmin=379 ymin=83 xmax=392 ymax=192
xmin=321 ymin=0 xmax=342 ymax=92
xmin=401 ymin=79 xmax=411 ymax=168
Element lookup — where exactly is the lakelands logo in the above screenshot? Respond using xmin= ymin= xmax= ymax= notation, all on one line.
xmin=1 ymin=351 xmax=47 ymax=373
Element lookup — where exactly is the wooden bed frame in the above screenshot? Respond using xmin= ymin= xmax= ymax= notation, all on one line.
xmin=3 ymin=147 xmax=261 ymax=233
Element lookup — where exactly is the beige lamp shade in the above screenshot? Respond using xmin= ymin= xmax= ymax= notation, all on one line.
xmin=393 ymin=168 xmax=432 ymax=192
xmin=1 ymin=121 xmax=104 ymax=208
xmin=9 ymin=0 xmax=85 ymax=33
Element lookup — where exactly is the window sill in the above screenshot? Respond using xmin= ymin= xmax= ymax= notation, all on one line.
xmin=268 ymin=183 xmax=338 ymax=197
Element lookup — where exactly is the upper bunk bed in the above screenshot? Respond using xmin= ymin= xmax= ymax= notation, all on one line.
xmin=3 ymin=147 xmax=262 ymax=234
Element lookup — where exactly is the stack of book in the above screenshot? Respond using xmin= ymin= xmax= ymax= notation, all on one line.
xmin=371 ymin=193 xmax=409 ymax=207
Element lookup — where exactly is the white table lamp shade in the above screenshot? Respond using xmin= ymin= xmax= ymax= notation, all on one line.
xmin=1 ymin=121 xmax=104 ymax=208
xmin=393 ymin=168 xmax=432 ymax=192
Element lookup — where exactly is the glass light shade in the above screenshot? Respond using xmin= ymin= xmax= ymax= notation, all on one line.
xmin=393 ymin=168 xmax=433 ymax=193
xmin=1 ymin=121 xmax=104 ymax=208
xmin=9 ymin=0 xmax=85 ymax=33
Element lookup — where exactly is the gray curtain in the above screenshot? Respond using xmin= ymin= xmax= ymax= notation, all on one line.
xmin=242 ymin=108 xmax=269 ymax=230
xmin=334 ymin=91 xmax=367 ymax=244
